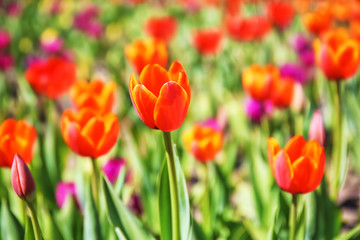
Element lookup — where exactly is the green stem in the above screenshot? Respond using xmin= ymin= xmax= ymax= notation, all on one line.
xmin=289 ymin=194 xmax=298 ymax=240
xmin=332 ymin=81 xmax=344 ymax=200
xmin=91 ymin=158 xmax=99 ymax=207
xmin=26 ymin=200 xmax=43 ymax=240
xmin=294 ymin=112 xmax=303 ymax=136
xmin=163 ymin=132 xmax=180 ymax=240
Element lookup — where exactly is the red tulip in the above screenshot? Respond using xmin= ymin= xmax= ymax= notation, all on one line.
xmin=267 ymin=0 xmax=294 ymax=29
xmin=192 ymin=28 xmax=223 ymax=55
xmin=11 ymin=154 xmax=36 ymax=200
xmin=144 ymin=16 xmax=177 ymax=43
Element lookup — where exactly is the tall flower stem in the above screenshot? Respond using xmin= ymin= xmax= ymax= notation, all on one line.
xmin=331 ymin=81 xmax=344 ymax=200
xmin=26 ymin=200 xmax=43 ymax=240
xmin=90 ymin=157 xmax=99 ymax=207
xmin=289 ymin=194 xmax=298 ymax=240
xmin=163 ymin=131 xmax=180 ymax=240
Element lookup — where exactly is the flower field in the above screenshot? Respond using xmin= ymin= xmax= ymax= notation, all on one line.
xmin=1 ymin=0 xmax=360 ymax=239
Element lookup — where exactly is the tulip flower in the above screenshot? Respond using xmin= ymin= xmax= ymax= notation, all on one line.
xmin=0 ymin=119 xmax=37 ymax=168
xmin=183 ymin=119 xmax=223 ymax=162
xmin=129 ymin=61 xmax=191 ymax=132
xmin=313 ymin=28 xmax=360 ymax=81
xmin=309 ymin=110 xmax=325 ymax=146
xmin=61 ymin=108 xmax=120 ymax=158
xmin=0 ymin=54 xmax=13 ymax=70
xmin=226 ymin=16 xmax=270 ymax=42
xmin=242 ymin=64 xmax=278 ymax=101
xmin=25 ymin=57 xmax=77 ymax=99
xmin=125 ymin=38 xmax=168 ymax=74
xmin=74 ymin=5 xmax=103 ymax=38
xmin=144 ymin=16 xmax=177 ymax=43
xmin=0 ymin=29 xmax=11 ymax=49
xmin=302 ymin=7 xmax=332 ymax=36
xmin=267 ymin=0 xmax=294 ymax=29
xmin=55 ymin=182 xmax=81 ymax=209
xmin=267 ymin=135 xmax=325 ymax=194
xmin=40 ymin=28 xmax=63 ymax=54
xmin=11 ymin=154 xmax=36 ymax=200
xmin=70 ymin=79 xmax=117 ymax=113
xmin=270 ymin=76 xmax=295 ymax=108
xmin=192 ymin=28 xmax=223 ymax=55
xmin=102 ymin=158 xmax=126 ymax=185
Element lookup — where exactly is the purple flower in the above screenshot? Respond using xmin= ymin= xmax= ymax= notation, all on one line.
xmin=0 ymin=30 xmax=11 ymax=49
xmin=128 ymin=194 xmax=143 ymax=216
xmin=200 ymin=118 xmax=221 ymax=132
xmin=291 ymin=34 xmax=312 ymax=54
xmin=41 ymin=37 xmax=63 ymax=54
xmin=280 ymin=63 xmax=308 ymax=84
xmin=0 ymin=54 xmax=13 ymax=70
xmin=74 ymin=6 xmax=103 ymax=38
xmin=245 ymin=98 xmax=264 ymax=123
xmin=55 ymin=182 xmax=81 ymax=209
xmin=299 ymin=50 xmax=315 ymax=67
xmin=103 ymin=158 xmax=126 ymax=185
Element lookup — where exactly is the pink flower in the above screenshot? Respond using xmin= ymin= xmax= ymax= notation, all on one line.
xmin=0 ymin=30 xmax=11 ymax=49
xmin=309 ymin=110 xmax=325 ymax=146
xmin=103 ymin=158 xmax=127 ymax=185
xmin=11 ymin=154 xmax=36 ymax=201
xmin=55 ymin=182 xmax=81 ymax=209
xmin=0 ymin=54 xmax=13 ymax=70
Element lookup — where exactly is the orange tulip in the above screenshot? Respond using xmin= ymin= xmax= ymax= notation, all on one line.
xmin=242 ymin=64 xmax=278 ymax=101
xmin=25 ymin=57 xmax=76 ymax=99
xmin=267 ymin=0 xmax=294 ymax=29
xmin=313 ymin=28 xmax=360 ymax=80
xmin=270 ymin=76 xmax=295 ymax=108
xmin=61 ymin=108 xmax=120 ymax=158
xmin=268 ymin=135 xmax=325 ymax=194
xmin=183 ymin=119 xmax=222 ymax=162
xmin=70 ymin=79 xmax=116 ymax=113
xmin=129 ymin=61 xmax=191 ymax=132
xmin=192 ymin=28 xmax=223 ymax=55
xmin=330 ymin=0 xmax=351 ymax=22
xmin=125 ymin=38 xmax=168 ymax=74
xmin=0 ymin=119 xmax=37 ymax=168
xmin=144 ymin=16 xmax=177 ymax=43
xmin=302 ymin=7 xmax=332 ymax=36
xmin=226 ymin=15 xmax=271 ymax=42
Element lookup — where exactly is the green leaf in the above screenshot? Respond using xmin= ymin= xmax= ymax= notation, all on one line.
xmin=40 ymin=208 xmax=64 ymax=240
xmin=83 ymin=184 xmax=103 ymax=240
xmin=101 ymin=176 xmax=154 ymax=240
xmin=56 ymin=197 xmax=83 ymax=240
xmin=1 ymin=199 xmax=24 ymax=240
xmin=159 ymin=144 xmax=191 ymax=240
xmin=24 ymin=216 xmax=35 ymax=240
xmin=335 ymin=224 xmax=360 ymax=240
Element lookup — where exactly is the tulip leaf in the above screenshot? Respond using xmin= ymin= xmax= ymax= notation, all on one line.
xmin=335 ymin=224 xmax=360 ymax=240
xmin=159 ymin=143 xmax=191 ymax=240
xmin=83 ymin=183 xmax=103 ymax=240
xmin=56 ymin=197 xmax=83 ymax=240
xmin=101 ymin=176 xmax=154 ymax=240
xmin=1 ymin=200 xmax=24 ymax=240
xmin=24 ymin=216 xmax=35 ymax=240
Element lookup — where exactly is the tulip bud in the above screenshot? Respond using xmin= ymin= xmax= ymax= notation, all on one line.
xmin=55 ymin=182 xmax=81 ymax=210
xmin=102 ymin=158 xmax=126 ymax=185
xmin=291 ymin=83 xmax=305 ymax=113
xmin=244 ymin=98 xmax=263 ymax=123
xmin=11 ymin=154 xmax=36 ymax=201
xmin=309 ymin=110 xmax=325 ymax=146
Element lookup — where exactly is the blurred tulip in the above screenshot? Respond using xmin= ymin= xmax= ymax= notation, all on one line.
xmin=0 ymin=119 xmax=37 ymax=168
xmin=280 ymin=63 xmax=308 ymax=84
xmin=226 ymin=16 xmax=270 ymax=42
xmin=225 ymin=0 xmax=242 ymax=16
xmin=309 ymin=110 xmax=325 ymax=146
xmin=244 ymin=98 xmax=263 ymax=123
xmin=267 ymin=0 xmax=294 ymax=29
xmin=125 ymin=38 xmax=168 ymax=74
xmin=192 ymin=28 xmax=223 ymax=55
xmin=302 ymin=7 xmax=332 ymax=36
xmin=291 ymin=83 xmax=305 ymax=112
xmin=270 ymin=76 xmax=295 ymax=108
xmin=128 ymin=193 xmax=143 ymax=216
xmin=268 ymin=135 xmax=325 ymax=194
xmin=129 ymin=62 xmax=191 ymax=132
xmin=330 ymin=0 xmax=350 ymax=22
xmin=11 ymin=154 xmax=36 ymax=201
xmin=242 ymin=64 xmax=278 ymax=101
xmin=0 ymin=29 xmax=11 ymax=49
xmin=0 ymin=54 xmax=13 ymax=70
xmin=61 ymin=108 xmax=120 ymax=158
xmin=144 ymin=16 xmax=177 ymax=43
xmin=183 ymin=119 xmax=223 ymax=162
xmin=103 ymin=158 xmax=126 ymax=185
xmin=313 ymin=28 xmax=360 ymax=81
xmin=74 ymin=5 xmax=103 ymax=38
xmin=56 ymin=182 xmax=81 ymax=209
xmin=291 ymin=34 xmax=312 ymax=54
xmin=350 ymin=20 xmax=360 ymax=43
xmin=40 ymin=28 xmax=63 ymax=54
xmin=70 ymin=79 xmax=117 ymax=113
xmin=6 ymin=2 xmax=22 ymax=16
xmin=25 ymin=57 xmax=76 ymax=99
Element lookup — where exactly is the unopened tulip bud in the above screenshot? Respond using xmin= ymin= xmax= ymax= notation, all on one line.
xmin=309 ymin=110 xmax=325 ymax=146
xmin=291 ymin=83 xmax=305 ymax=112
xmin=11 ymin=154 xmax=36 ymax=201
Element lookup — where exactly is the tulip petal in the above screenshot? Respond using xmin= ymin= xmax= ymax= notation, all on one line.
xmin=140 ymin=64 xmax=170 ymax=97
xmin=81 ymin=118 xmax=105 ymax=147
xmin=274 ymin=151 xmax=294 ymax=192
xmin=132 ymin=84 xmax=157 ymax=129
xmin=292 ymin=156 xmax=315 ymax=193
xmin=65 ymin=122 xmax=95 ymax=157
xmin=267 ymin=137 xmax=280 ymax=175
xmin=154 ymin=81 xmax=188 ymax=132
xmin=96 ymin=116 xmax=120 ymax=157
xmin=284 ymin=135 xmax=306 ymax=163
xmin=168 ymin=61 xmax=191 ymax=100
xmin=337 ymin=40 xmax=360 ymax=79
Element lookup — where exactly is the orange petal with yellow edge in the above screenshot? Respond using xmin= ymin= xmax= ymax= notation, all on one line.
xmin=140 ymin=64 xmax=169 ymax=97
xmin=168 ymin=61 xmax=191 ymax=100
xmin=284 ymin=135 xmax=307 ymax=162
xmin=132 ymin=85 xmax=157 ymax=129
xmin=154 ymin=81 xmax=188 ymax=132
xmin=274 ymin=150 xmax=294 ymax=193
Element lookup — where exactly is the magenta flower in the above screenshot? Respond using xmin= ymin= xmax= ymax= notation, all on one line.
xmin=11 ymin=154 xmax=36 ymax=201
xmin=55 ymin=182 xmax=81 ymax=209
xmin=74 ymin=6 xmax=103 ymax=38
xmin=200 ymin=118 xmax=222 ymax=132
xmin=280 ymin=63 xmax=307 ymax=84
xmin=103 ymin=158 xmax=126 ymax=185
xmin=41 ymin=37 xmax=63 ymax=54
xmin=245 ymin=98 xmax=263 ymax=123
xmin=0 ymin=54 xmax=13 ymax=70
xmin=0 ymin=30 xmax=11 ymax=49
